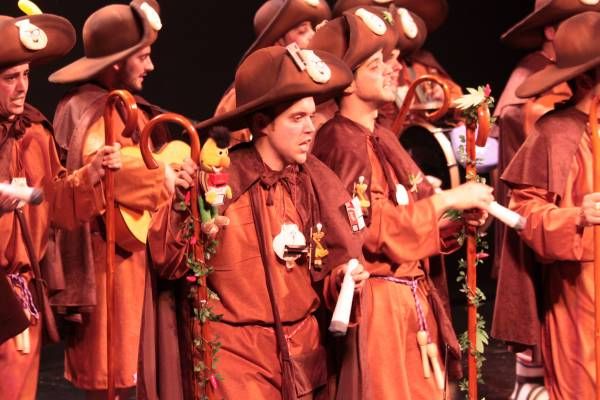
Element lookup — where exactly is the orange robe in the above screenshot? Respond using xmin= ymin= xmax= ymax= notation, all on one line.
xmin=314 ymin=115 xmax=461 ymax=399
xmin=139 ymin=147 xmax=363 ymax=400
xmin=502 ymin=108 xmax=595 ymax=398
xmin=55 ymin=92 xmax=169 ymax=390
xmin=0 ymin=105 xmax=105 ymax=400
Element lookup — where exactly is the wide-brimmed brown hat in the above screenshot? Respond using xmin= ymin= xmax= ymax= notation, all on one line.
xmin=0 ymin=13 xmax=75 ymax=69
xmin=341 ymin=6 xmax=400 ymax=61
xmin=516 ymin=11 xmax=600 ymax=98
xmin=49 ymin=0 xmax=162 ymax=84
xmin=502 ymin=0 xmax=600 ymax=49
xmin=309 ymin=9 xmax=390 ymax=70
xmin=332 ymin=0 xmax=447 ymax=32
xmin=390 ymin=5 xmax=427 ymax=55
xmin=196 ymin=46 xmax=352 ymax=132
xmin=241 ymin=0 xmax=332 ymax=61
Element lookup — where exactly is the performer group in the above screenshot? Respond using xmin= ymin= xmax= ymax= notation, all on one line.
xmin=1 ymin=0 xmax=599 ymax=399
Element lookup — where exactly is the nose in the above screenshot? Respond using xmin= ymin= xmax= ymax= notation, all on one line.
xmin=146 ymin=56 xmax=155 ymax=72
xmin=304 ymin=116 xmax=315 ymax=134
xmin=16 ymin=74 xmax=28 ymax=94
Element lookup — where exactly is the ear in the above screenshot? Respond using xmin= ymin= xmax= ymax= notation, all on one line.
xmin=249 ymin=112 xmax=273 ymax=137
xmin=343 ymin=80 xmax=356 ymax=95
xmin=543 ymin=25 xmax=556 ymax=42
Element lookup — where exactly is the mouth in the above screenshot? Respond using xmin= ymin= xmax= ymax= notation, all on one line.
xmin=298 ymin=140 xmax=312 ymax=152
xmin=212 ymin=166 xmax=223 ymax=173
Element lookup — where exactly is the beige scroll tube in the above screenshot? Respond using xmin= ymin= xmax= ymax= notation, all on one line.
xmin=329 ymin=259 xmax=359 ymax=336
xmin=486 ymin=201 xmax=526 ymax=230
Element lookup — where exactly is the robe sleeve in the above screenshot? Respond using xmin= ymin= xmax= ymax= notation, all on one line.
xmin=147 ymin=200 xmax=190 ymax=280
xmin=45 ymin=127 xmax=105 ymax=230
xmin=510 ymin=185 xmax=592 ymax=262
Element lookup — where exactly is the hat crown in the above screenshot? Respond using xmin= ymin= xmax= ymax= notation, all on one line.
xmin=254 ymin=0 xmax=285 ymax=35
xmin=554 ymin=11 xmax=600 ymax=69
xmin=235 ymin=49 xmax=280 ymax=107
xmin=83 ymin=4 xmax=143 ymax=58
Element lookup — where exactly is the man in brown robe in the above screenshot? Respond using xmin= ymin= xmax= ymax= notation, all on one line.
xmin=491 ymin=2 xmax=600 ymax=399
xmin=48 ymin=1 xmax=172 ymax=398
xmin=138 ymin=46 xmax=369 ymax=399
xmin=0 ymin=9 xmax=121 ymax=400
xmin=501 ymin=12 xmax=600 ymax=399
xmin=310 ymin=10 xmax=494 ymax=400
xmin=215 ymin=0 xmax=332 ymax=144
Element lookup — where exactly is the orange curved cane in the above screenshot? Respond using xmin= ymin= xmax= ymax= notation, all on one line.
xmin=103 ymin=90 xmax=138 ymax=400
xmin=139 ymin=113 xmax=213 ymax=400
xmin=465 ymin=102 xmax=491 ymax=400
xmin=392 ymin=74 xmax=451 ymax=135
xmin=589 ymin=95 xmax=600 ymax=400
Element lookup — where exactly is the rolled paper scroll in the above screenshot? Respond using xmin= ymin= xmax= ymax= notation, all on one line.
xmin=426 ymin=343 xmax=445 ymax=390
xmin=0 ymin=183 xmax=44 ymax=205
xmin=486 ymin=201 xmax=526 ymax=230
xmin=416 ymin=330 xmax=432 ymax=379
xmin=329 ymin=259 xmax=359 ymax=336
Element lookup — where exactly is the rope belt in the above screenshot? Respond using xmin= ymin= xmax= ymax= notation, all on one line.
xmin=8 ymin=273 xmax=39 ymax=321
xmin=374 ymin=276 xmax=430 ymax=341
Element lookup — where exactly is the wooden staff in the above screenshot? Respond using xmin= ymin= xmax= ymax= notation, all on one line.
xmin=590 ymin=95 xmax=600 ymax=400
xmin=391 ymin=74 xmax=451 ymax=135
xmin=103 ymin=90 xmax=138 ymax=400
xmin=139 ymin=113 xmax=213 ymax=400
xmin=465 ymin=101 xmax=491 ymax=400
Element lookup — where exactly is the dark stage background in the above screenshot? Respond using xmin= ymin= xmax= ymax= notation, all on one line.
xmin=0 ymin=0 xmax=533 ymax=122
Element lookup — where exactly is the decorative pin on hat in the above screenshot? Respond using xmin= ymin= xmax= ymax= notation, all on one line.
xmin=287 ymin=43 xmax=332 ymax=83
xmin=355 ymin=7 xmax=387 ymax=35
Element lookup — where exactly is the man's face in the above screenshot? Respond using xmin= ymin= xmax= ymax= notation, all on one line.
xmin=384 ymin=49 xmax=402 ymax=92
xmin=116 ymin=46 xmax=154 ymax=92
xmin=282 ymin=21 xmax=316 ymax=48
xmin=262 ymin=96 xmax=316 ymax=166
xmin=0 ymin=63 xmax=29 ymax=119
xmin=354 ymin=50 xmax=395 ymax=105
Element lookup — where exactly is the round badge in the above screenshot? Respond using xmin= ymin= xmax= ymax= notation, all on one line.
xmin=140 ymin=2 xmax=162 ymax=31
xmin=15 ymin=19 xmax=47 ymax=51
xmin=398 ymin=8 xmax=418 ymax=39
xmin=355 ymin=8 xmax=387 ymax=36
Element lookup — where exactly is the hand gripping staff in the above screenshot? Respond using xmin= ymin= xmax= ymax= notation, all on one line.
xmin=589 ymin=95 xmax=600 ymax=400
xmin=139 ymin=113 xmax=214 ymax=400
xmin=103 ymin=90 xmax=139 ymax=400
xmin=391 ymin=74 xmax=451 ymax=135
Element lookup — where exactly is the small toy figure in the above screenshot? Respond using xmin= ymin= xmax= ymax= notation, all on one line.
xmin=353 ymin=175 xmax=370 ymax=211
xmin=311 ymin=223 xmax=328 ymax=268
xmin=199 ymin=127 xmax=233 ymax=236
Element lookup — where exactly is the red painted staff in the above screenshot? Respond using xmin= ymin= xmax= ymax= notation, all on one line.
xmin=139 ymin=113 xmax=214 ymax=400
xmin=590 ymin=95 xmax=600 ymax=400
xmin=391 ymin=74 xmax=451 ymax=135
xmin=464 ymin=98 xmax=491 ymax=400
xmin=103 ymin=90 xmax=139 ymax=400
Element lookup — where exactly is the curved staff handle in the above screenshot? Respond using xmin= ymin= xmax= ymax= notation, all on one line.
xmin=475 ymin=102 xmax=491 ymax=147
xmin=392 ymin=74 xmax=451 ymax=135
xmin=139 ymin=113 xmax=212 ymax=400
xmin=103 ymin=90 xmax=138 ymax=400
xmin=589 ymin=95 xmax=600 ymax=400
